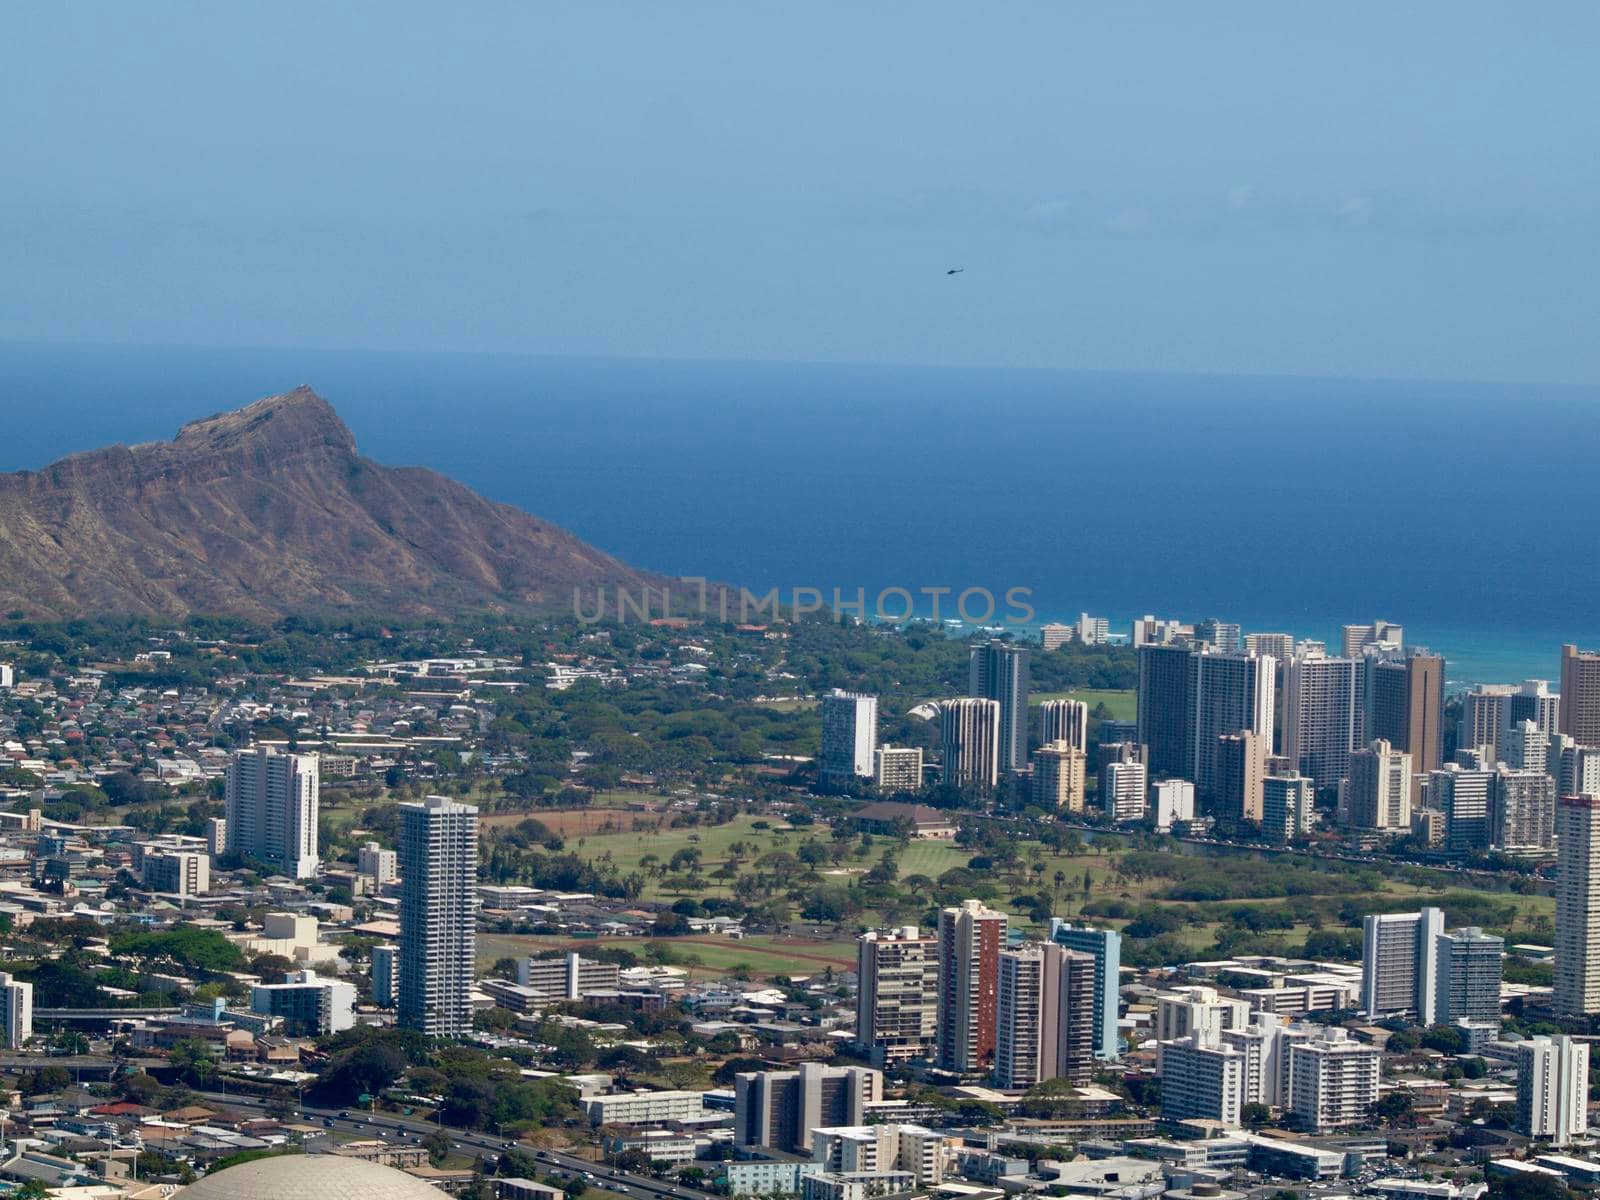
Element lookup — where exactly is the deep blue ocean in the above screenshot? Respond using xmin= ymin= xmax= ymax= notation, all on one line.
xmin=3 ymin=340 xmax=1597 ymax=687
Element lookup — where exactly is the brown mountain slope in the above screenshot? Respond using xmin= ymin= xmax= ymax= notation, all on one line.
xmin=0 ymin=387 xmax=662 ymax=620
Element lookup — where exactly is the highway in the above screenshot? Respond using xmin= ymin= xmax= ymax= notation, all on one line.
xmin=193 ymin=1091 xmax=721 ymax=1200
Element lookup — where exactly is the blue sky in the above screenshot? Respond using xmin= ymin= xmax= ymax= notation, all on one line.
xmin=4 ymin=3 xmax=1598 ymax=383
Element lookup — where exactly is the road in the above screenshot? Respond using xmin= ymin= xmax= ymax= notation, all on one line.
xmin=193 ymin=1091 xmax=720 ymax=1200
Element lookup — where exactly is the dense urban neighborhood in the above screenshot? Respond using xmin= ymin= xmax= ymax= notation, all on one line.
xmin=0 ymin=611 xmax=1594 ymax=1200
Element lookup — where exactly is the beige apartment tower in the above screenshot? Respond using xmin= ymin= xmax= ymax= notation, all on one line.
xmin=1343 ymin=739 xmax=1412 ymax=831
xmin=873 ymin=745 xmax=924 ymax=793
xmin=856 ymin=926 xmax=940 ymax=1066
xmin=1216 ymin=730 xmax=1267 ymax=824
xmin=1367 ymin=653 xmax=1445 ymax=776
xmin=1560 ymin=645 xmax=1600 ymax=747
xmin=1032 ymin=740 xmax=1087 ymax=811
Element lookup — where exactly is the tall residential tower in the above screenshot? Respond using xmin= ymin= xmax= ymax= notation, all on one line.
xmin=224 ymin=746 xmax=319 ymax=879
xmin=969 ymin=641 xmax=1030 ymax=774
xmin=820 ymin=690 xmax=878 ymax=783
xmin=937 ymin=899 xmax=1008 ymax=1072
xmin=398 ymin=795 xmax=478 ymax=1037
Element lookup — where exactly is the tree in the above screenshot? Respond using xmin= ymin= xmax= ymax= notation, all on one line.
xmin=424 ymin=1129 xmax=453 ymax=1165
xmin=1419 ymin=1025 xmax=1467 ymax=1055
xmin=1492 ymin=1175 xmax=1579 ymax=1200
xmin=313 ymin=1037 xmax=410 ymax=1104
xmin=168 ymin=1038 xmax=217 ymax=1087
xmin=1371 ymin=1092 xmax=1415 ymax=1127
xmin=121 ymin=1073 xmax=163 ymax=1105
xmin=1242 ymin=1102 xmax=1271 ymax=1128
xmin=266 ymin=1087 xmax=297 ymax=1120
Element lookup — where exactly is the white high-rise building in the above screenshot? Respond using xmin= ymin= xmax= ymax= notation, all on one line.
xmin=939 ymin=699 xmax=1001 ymax=790
xmin=205 ymin=816 xmax=227 ymax=858
xmin=1493 ymin=767 xmax=1556 ymax=852
xmin=1151 ymin=778 xmax=1195 ymax=830
xmin=0 ymin=972 xmax=32 ymax=1049
xmin=1505 ymin=680 xmax=1561 ymax=741
xmin=0 ymin=664 xmax=12 ymax=690
xmin=810 ymin=1124 xmax=945 ymax=1188
xmin=820 ymin=690 xmax=879 ymax=783
xmin=1132 ymin=615 xmax=1184 ymax=647
xmin=1343 ymin=739 xmax=1411 ymax=832
xmin=1555 ymin=794 xmax=1600 ymax=1016
xmin=1518 ymin=1035 xmax=1590 ymax=1144
xmin=1361 ymin=907 xmax=1444 ymax=1021
xmin=1430 ymin=764 xmax=1494 ymax=853
xmin=1461 ymin=684 xmax=1516 ymax=759
xmin=1077 ymin=614 xmax=1110 ymax=646
xmin=1502 ymin=719 xmax=1550 ymax=773
xmin=250 ymin=969 xmax=357 ymax=1035
xmin=1195 ymin=618 xmax=1242 ymax=654
xmin=1463 ymin=681 xmax=1560 ymax=763
xmin=994 ymin=942 xmax=1096 ymax=1089
xmin=1244 ymin=633 xmax=1294 ymax=662
xmin=1220 ymin=1015 xmax=1310 ymax=1109
xmin=1039 ymin=699 xmax=1089 ymax=751
xmin=1262 ymin=775 xmax=1316 ymax=843
xmin=1341 ymin=620 xmax=1403 ymax=658
xmin=1158 ymin=1032 xmax=1244 ymax=1127
xmin=1284 ymin=653 xmax=1365 ymax=792
xmin=358 ymin=841 xmax=398 ymax=884
xmin=1287 ymin=1029 xmax=1381 ymax=1132
xmin=1154 ymin=986 xmax=1250 ymax=1044
xmin=1102 ymin=760 xmax=1148 ymax=822
xmin=398 ymin=795 xmax=478 ymax=1037
xmin=225 ymin=746 xmax=319 ymax=879
xmin=1550 ymin=735 xmax=1600 ymax=798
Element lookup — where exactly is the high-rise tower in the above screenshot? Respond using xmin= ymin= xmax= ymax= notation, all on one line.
xmin=224 ymin=747 xmax=319 ymax=879
xmin=937 ymin=899 xmax=1008 ymax=1072
xmin=398 ymin=795 xmax=478 ymax=1037
xmin=969 ymin=641 xmax=1030 ymax=774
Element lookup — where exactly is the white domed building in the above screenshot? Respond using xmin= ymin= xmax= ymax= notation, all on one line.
xmin=179 ymin=1155 xmax=449 ymax=1200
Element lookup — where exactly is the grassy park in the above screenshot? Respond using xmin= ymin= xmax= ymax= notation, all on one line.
xmin=534 ymin=808 xmax=1555 ymax=977
xmin=1029 ymin=687 xmax=1137 ymax=721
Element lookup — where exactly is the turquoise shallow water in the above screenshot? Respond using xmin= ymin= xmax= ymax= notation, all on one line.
xmin=1 ymin=339 xmax=1596 ymax=690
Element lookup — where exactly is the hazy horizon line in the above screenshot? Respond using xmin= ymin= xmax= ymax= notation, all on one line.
xmin=6 ymin=334 xmax=1600 ymax=399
